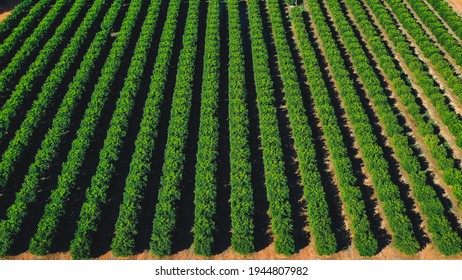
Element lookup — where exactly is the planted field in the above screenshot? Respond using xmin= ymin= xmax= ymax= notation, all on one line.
xmin=0 ymin=0 xmax=462 ymax=260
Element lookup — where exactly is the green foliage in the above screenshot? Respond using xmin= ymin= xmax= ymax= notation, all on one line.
xmin=19 ymin=0 xmax=141 ymax=257
xmin=150 ymin=0 xmax=201 ymax=257
xmin=285 ymin=0 xmax=302 ymax=6
xmin=370 ymin=0 xmax=462 ymax=148
xmin=305 ymin=0 xmax=420 ymax=255
xmin=362 ymin=0 xmax=462 ymax=203
xmin=193 ymin=0 xmax=221 ymax=257
xmin=424 ymin=0 xmax=462 ymax=40
xmin=0 ymin=0 xmax=39 ymax=40
xmin=69 ymin=0 xmax=164 ymax=260
xmin=0 ymin=0 xmax=119 ymax=257
xmin=405 ymin=0 xmax=462 ymax=66
xmin=0 ymin=0 xmax=57 ymax=66
xmin=228 ymin=0 xmax=255 ymax=255
xmin=111 ymin=0 xmax=182 ymax=257
xmin=266 ymin=0 xmax=337 ymax=256
xmin=290 ymin=7 xmax=377 ymax=256
xmin=246 ymin=0 xmax=294 ymax=256
xmin=342 ymin=0 xmax=462 ymax=255
xmin=0 ymin=0 xmax=460 ymax=259
xmin=0 ymin=0 xmax=90 ymax=180
xmin=0 ymin=0 xmax=109 ymax=190
xmin=0 ymin=0 xmax=76 ymax=127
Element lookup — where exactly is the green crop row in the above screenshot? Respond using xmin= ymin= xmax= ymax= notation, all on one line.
xmin=27 ymin=0 xmax=126 ymax=257
xmin=110 ymin=0 xmax=182 ymax=257
xmin=193 ymin=0 xmax=221 ymax=256
xmin=0 ymin=0 xmax=72 ymax=91
xmin=290 ymin=6 xmax=378 ymax=256
xmin=246 ymin=0 xmax=294 ymax=256
xmin=150 ymin=0 xmax=201 ymax=257
xmin=227 ymin=0 xmax=254 ymax=255
xmin=266 ymin=0 xmax=336 ymax=256
xmin=69 ymin=0 xmax=164 ymax=260
xmin=0 ymin=0 xmax=107 ymax=190
xmin=19 ymin=0 xmax=143 ymax=258
xmin=305 ymin=0 xmax=419 ymax=255
xmin=424 ymin=0 xmax=462 ymax=40
xmin=0 ymin=0 xmax=88 ymax=137
xmin=0 ymin=0 xmax=56 ymax=62
xmin=0 ymin=0 xmax=42 ymax=41
xmin=376 ymin=0 xmax=462 ymax=122
xmin=326 ymin=0 xmax=462 ymax=256
xmin=361 ymin=0 xmax=462 ymax=201
xmin=0 ymin=0 xmax=121 ymax=258
xmin=405 ymin=0 xmax=462 ymax=66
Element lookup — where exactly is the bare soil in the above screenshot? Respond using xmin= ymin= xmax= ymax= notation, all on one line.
xmin=6 ymin=243 xmax=462 ymax=260
xmin=0 ymin=0 xmax=21 ymax=22
xmin=446 ymin=0 xmax=462 ymax=16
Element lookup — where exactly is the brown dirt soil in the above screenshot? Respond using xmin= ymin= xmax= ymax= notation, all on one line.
xmin=0 ymin=0 xmax=22 ymax=22
xmin=446 ymin=0 xmax=462 ymax=16
xmin=5 ymin=243 xmax=462 ymax=260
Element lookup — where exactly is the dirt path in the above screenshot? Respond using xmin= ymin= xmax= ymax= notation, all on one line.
xmin=6 ymin=243 xmax=462 ymax=260
xmin=0 ymin=0 xmax=22 ymax=22
xmin=446 ymin=0 xmax=462 ymax=17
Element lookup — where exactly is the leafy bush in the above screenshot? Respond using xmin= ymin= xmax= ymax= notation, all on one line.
xmin=26 ymin=0 xmax=142 ymax=257
xmin=150 ymin=0 xmax=201 ymax=257
xmin=362 ymin=0 xmax=462 ymax=203
xmin=0 ymin=0 xmax=123 ymax=257
xmin=246 ymin=0 xmax=295 ymax=256
xmin=69 ymin=0 xmax=164 ymax=260
xmin=290 ymin=6 xmax=377 ymax=256
xmin=193 ymin=0 xmax=221 ymax=256
xmin=328 ymin=0 xmax=462 ymax=256
xmin=424 ymin=0 xmax=462 ymax=40
xmin=305 ymin=0 xmax=420 ymax=255
xmin=227 ymin=0 xmax=255 ymax=255
xmin=111 ymin=0 xmax=181 ymax=257
xmin=267 ymin=0 xmax=337 ymax=256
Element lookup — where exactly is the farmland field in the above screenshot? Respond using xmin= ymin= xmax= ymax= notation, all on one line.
xmin=0 ymin=0 xmax=462 ymax=260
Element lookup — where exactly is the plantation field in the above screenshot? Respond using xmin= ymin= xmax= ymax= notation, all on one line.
xmin=0 ymin=0 xmax=462 ymax=260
